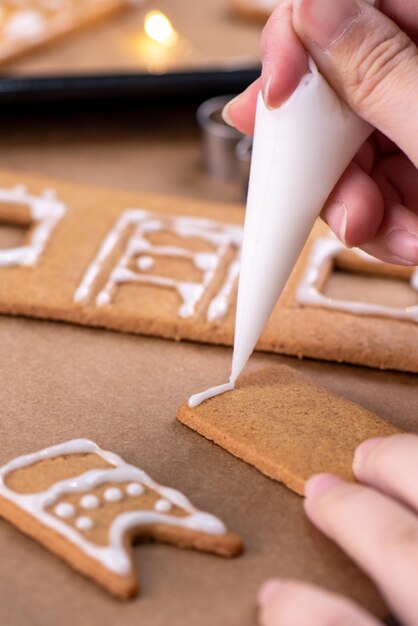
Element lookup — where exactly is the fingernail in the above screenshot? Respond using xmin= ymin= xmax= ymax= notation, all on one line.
xmin=326 ymin=201 xmax=348 ymax=245
xmin=258 ymin=580 xmax=283 ymax=606
xmin=387 ymin=229 xmax=418 ymax=265
xmin=296 ymin=0 xmax=361 ymax=50
xmin=353 ymin=437 xmax=384 ymax=472
xmin=304 ymin=473 xmax=343 ymax=500
xmin=222 ymin=95 xmax=240 ymax=127
xmin=261 ymin=64 xmax=274 ymax=109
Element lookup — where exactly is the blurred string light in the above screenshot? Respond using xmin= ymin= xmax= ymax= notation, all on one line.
xmin=144 ymin=10 xmax=178 ymax=47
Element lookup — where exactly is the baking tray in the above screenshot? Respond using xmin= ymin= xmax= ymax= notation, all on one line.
xmin=0 ymin=0 xmax=262 ymax=103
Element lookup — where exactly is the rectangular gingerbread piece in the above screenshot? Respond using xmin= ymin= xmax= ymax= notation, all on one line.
xmin=177 ymin=366 xmax=401 ymax=496
xmin=0 ymin=0 xmax=130 ymax=65
xmin=0 ymin=169 xmax=416 ymax=372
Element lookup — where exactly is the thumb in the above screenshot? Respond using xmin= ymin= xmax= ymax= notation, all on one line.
xmin=293 ymin=0 xmax=418 ymax=166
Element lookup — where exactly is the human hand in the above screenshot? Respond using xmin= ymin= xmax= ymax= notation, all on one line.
xmin=223 ymin=0 xmax=418 ymax=265
xmin=258 ymin=433 xmax=418 ymax=625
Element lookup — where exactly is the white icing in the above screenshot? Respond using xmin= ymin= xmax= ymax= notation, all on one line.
xmin=188 ymin=382 xmax=235 ymax=409
xmin=0 ymin=185 xmax=66 ymax=267
xmin=73 ymin=210 xmax=242 ymax=322
xmin=104 ymin=487 xmax=123 ymax=503
xmin=207 ymin=259 xmax=240 ymax=322
xmin=154 ymin=498 xmax=172 ymax=513
xmin=5 ymin=10 xmax=47 ymax=40
xmin=80 ymin=494 xmax=100 ymax=510
xmin=189 ymin=60 xmax=373 ymax=407
xmin=296 ymin=237 xmax=418 ymax=322
xmin=76 ymin=516 xmax=94 ymax=531
xmin=137 ymin=255 xmax=154 ymax=271
xmin=0 ymin=439 xmax=227 ymax=575
xmin=126 ymin=482 xmax=144 ymax=497
xmin=54 ymin=502 xmax=75 ymax=519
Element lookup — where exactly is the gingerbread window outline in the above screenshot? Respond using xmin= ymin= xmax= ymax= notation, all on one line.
xmin=73 ymin=209 xmax=243 ymax=322
xmin=0 ymin=185 xmax=66 ymax=267
xmin=296 ymin=237 xmax=418 ymax=323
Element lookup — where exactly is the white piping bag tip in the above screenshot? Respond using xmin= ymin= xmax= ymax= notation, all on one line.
xmin=189 ymin=60 xmax=373 ymax=405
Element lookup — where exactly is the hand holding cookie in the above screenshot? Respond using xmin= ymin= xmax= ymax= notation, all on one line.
xmin=258 ymin=433 xmax=418 ymax=625
xmin=223 ymin=0 xmax=418 ymax=266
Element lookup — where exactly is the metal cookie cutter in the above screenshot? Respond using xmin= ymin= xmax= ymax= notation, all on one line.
xmin=197 ymin=95 xmax=252 ymax=192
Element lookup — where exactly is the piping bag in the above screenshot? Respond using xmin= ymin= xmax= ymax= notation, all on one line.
xmin=189 ymin=59 xmax=373 ymax=408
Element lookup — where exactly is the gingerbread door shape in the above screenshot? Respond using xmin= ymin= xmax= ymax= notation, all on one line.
xmin=74 ymin=209 xmax=243 ymax=323
xmin=0 ymin=439 xmax=242 ymax=599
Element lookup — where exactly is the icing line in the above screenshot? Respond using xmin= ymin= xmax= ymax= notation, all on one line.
xmin=0 ymin=185 xmax=66 ymax=267
xmin=73 ymin=209 xmax=242 ymax=323
xmin=188 ymin=237 xmax=417 ymax=408
xmin=296 ymin=237 xmax=418 ymax=323
xmin=0 ymin=439 xmax=227 ymax=575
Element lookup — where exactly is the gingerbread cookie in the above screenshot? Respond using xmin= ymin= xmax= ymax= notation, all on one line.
xmin=0 ymin=0 xmax=130 ymax=65
xmin=177 ymin=366 xmax=401 ymax=496
xmin=0 ymin=170 xmax=416 ymax=372
xmin=259 ymin=222 xmax=418 ymax=372
xmin=0 ymin=439 xmax=242 ymax=599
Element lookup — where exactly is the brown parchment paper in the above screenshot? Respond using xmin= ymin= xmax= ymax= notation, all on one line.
xmin=1 ymin=322 xmax=417 ymax=625
xmin=0 ymin=103 xmax=416 ymax=626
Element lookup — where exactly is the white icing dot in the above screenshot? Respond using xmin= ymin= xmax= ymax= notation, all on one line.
xmin=80 ymin=494 xmax=100 ymax=510
xmin=96 ymin=291 xmax=111 ymax=306
xmin=126 ymin=483 xmax=144 ymax=497
xmin=75 ymin=516 xmax=94 ymax=531
xmin=154 ymin=498 xmax=172 ymax=513
xmin=54 ymin=502 xmax=75 ymax=519
xmin=104 ymin=487 xmax=123 ymax=502
xmin=137 ymin=256 xmax=154 ymax=271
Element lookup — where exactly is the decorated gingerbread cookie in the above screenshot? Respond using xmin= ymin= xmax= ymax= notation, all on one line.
xmin=0 ymin=0 xmax=131 ymax=65
xmin=0 ymin=170 xmax=416 ymax=372
xmin=260 ymin=221 xmax=418 ymax=372
xmin=0 ymin=439 xmax=243 ymax=599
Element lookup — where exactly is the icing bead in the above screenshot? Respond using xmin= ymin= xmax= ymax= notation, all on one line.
xmin=126 ymin=483 xmax=144 ymax=497
xmin=137 ymin=256 xmax=154 ymax=271
xmin=154 ymin=499 xmax=172 ymax=513
xmin=75 ymin=516 xmax=94 ymax=531
xmin=80 ymin=494 xmax=100 ymax=510
xmin=104 ymin=487 xmax=123 ymax=502
xmin=54 ymin=502 xmax=75 ymax=519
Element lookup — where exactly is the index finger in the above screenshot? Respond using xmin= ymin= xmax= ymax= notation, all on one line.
xmin=223 ymin=0 xmax=308 ymax=135
xmin=305 ymin=475 xmax=418 ymax=626
xmin=260 ymin=0 xmax=309 ymax=108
